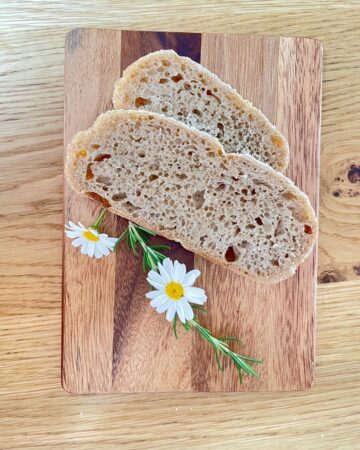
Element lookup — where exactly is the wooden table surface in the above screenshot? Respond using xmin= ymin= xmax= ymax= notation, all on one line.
xmin=1 ymin=1 xmax=359 ymax=449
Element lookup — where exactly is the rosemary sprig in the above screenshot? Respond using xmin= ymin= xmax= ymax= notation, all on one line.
xmin=114 ymin=221 xmax=170 ymax=271
xmin=172 ymin=314 xmax=262 ymax=380
xmin=188 ymin=318 xmax=263 ymax=382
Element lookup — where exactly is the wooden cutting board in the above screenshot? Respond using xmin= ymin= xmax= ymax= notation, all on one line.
xmin=62 ymin=29 xmax=322 ymax=393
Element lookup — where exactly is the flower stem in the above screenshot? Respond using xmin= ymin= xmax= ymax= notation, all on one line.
xmin=92 ymin=208 xmax=107 ymax=231
xmin=113 ymin=227 xmax=129 ymax=251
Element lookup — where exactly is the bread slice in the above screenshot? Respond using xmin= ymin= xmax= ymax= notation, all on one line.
xmin=113 ymin=50 xmax=289 ymax=172
xmin=65 ymin=110 xmax=317 ymax=283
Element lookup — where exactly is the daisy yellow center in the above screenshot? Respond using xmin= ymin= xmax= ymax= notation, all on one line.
xmin=165 ymin=281 xmax=184 ymax=301
xmin=82 ymin=230 xmax=99 ymax=242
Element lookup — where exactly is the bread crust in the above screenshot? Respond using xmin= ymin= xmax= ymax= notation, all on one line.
xmin=65 ymin=109 xmax=317 ymax=284
xmin=113 ymin=49 xmax=290 ymax=173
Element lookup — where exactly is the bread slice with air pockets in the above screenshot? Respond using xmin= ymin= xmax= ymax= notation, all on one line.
xmin=113 ymin=50 xmax=289 ymax=172
xmin=65 ymin=110 xmax=317 ymax=283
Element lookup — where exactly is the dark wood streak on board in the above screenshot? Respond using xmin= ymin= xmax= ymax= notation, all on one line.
xmin=111 ymin=31 xmax=201 ymax=386
xmin=120 ymin=31 xmax=202 ymax=65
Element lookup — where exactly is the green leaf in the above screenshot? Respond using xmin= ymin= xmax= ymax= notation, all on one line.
xmin=214 ymin=348 xmax=223 ymax=371
xmin=218 ymin=337 xmax=242 ymax=344
xmin=173 ymin=317 xmax=178 ymax=339
xmin=149 ymin=244 xmax=170 ymax=251
xmin=192 ymin=305 xmax=208 ymax=313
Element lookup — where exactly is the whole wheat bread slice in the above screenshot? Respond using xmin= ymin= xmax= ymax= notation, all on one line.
xmin=113 ymin=50 xmax=289 ymax=172
xmin=65 ymin=110 xmax=317 ymax=283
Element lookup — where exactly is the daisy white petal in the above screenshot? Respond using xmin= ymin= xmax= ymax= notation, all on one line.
xmin=147 ymin=270 xmax=167 ymax=287
xmin=157 ymin=300 xmax=172 ymax=314
xmin=183 ymin=269 xmax=201 ymax=287
xmin=100 ymin=234 xmax=117 ymax=250
xmin=166 ymin=303 xmax=177 ymax=321
xmin=173 ymin=261 xmax=186 ymax=283
xmin=80 ymin=242 xmax=89 ymax=255
xmin=87 ymin=241 xmax=95 ymax=258
xmin=184 ymin=296 xmax=206 ymax=305
xmin=158 ymin=262 xmax=172 ymax=283
xmin=145 ymin=290 xmax=164 ymax=300
xmin=65 ymin=231 xmax=81 ymax=239
xmin=71 ymin=237 xmax=84 ymax=248
xmin=182 ymin=300 xmax=195 ymax=321
xmin=94 ymin=246 xmax=104 ymax=259
xmin=185 ymin=286 xmax=207 ymax=300
xmin=66 ymin=221 xmax=84 ymax=231
xmin=147 ymin=279 xmax=166 ymax=291
xmin=150 ymin=294 xmax=168 ymax=308
xmin=162 ymin=258 xmax=174 ymax=279
xmin=176 ymin=301 xmax=186 ymax=323
xmin=97 ymin=241 xmax=111 ymax=256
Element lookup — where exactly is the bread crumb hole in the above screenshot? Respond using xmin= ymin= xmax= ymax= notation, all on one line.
xmin=274 ymin=219 xmax=286 ymax=237
xmin=240 ymin=240 xmax=251 ymax=249
xmin=225 ymin=246 xmax=240 ymax=262
xmin=140 ymin=76 xmax=148 ymax=82
xmin=171 ymin=74 xmax=183 ymax=82
xmin=192 ymin=108 xmax=202 ymax=117
xmin=94 ymin=154 xmax=111 ymax=162
xmin=137 ymin=150 xmax=146 ymax=158
xmin=96 ymin=176 xmax=111 ymax=186
xmin=123 ymin=201 xmax=139 ymax=213
xmin=91 ymin=144 xmax=100 ymax=149
xmin=149 ymin=174 xmax=158 ymax=182
xmin=161 ymin=59 xmax=170 ymax=66
xmin=192 ymin=190 xmax=205 ymax=210
xmin=304 ymin=225 xmax=313 ymax=234
xmin=159 ymin=78 xmax=168 ymax=84
xmin=135 ymin=97 xmax=151 ymax=108
xmin=162 ymin=106 xmax=168 ymax=113
xmin=272 ymin=259 xmax=280 ymax=267
xmin=112 ymin=192 xmax=127 ymax=202
xmin=86 ymin=164 xmax=94 ymax=180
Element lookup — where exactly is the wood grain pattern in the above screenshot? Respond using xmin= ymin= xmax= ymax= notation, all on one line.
xmin=62 ymin=29 xmax=321 ymax=393
xmin=1 ymin=1 xmax=360 ymax=448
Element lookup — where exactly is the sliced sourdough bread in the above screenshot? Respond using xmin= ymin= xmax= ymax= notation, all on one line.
xmin=113 ymin=50 xmax=289 ymax=172
xmin=65 ymin=110 xmax=317 ymax=283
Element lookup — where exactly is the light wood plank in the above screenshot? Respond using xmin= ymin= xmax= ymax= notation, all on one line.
xmin=62 ymin=29 xmax=122 ymax=393
xmin=1 ymin=0 xmax=360 ymax=448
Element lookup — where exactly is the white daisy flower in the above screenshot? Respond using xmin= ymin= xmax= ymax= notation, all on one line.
xmin=146 ymin=258 xmax=207 ymax=323
xmin=65 ymin=221 xmax=117 ymax=259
